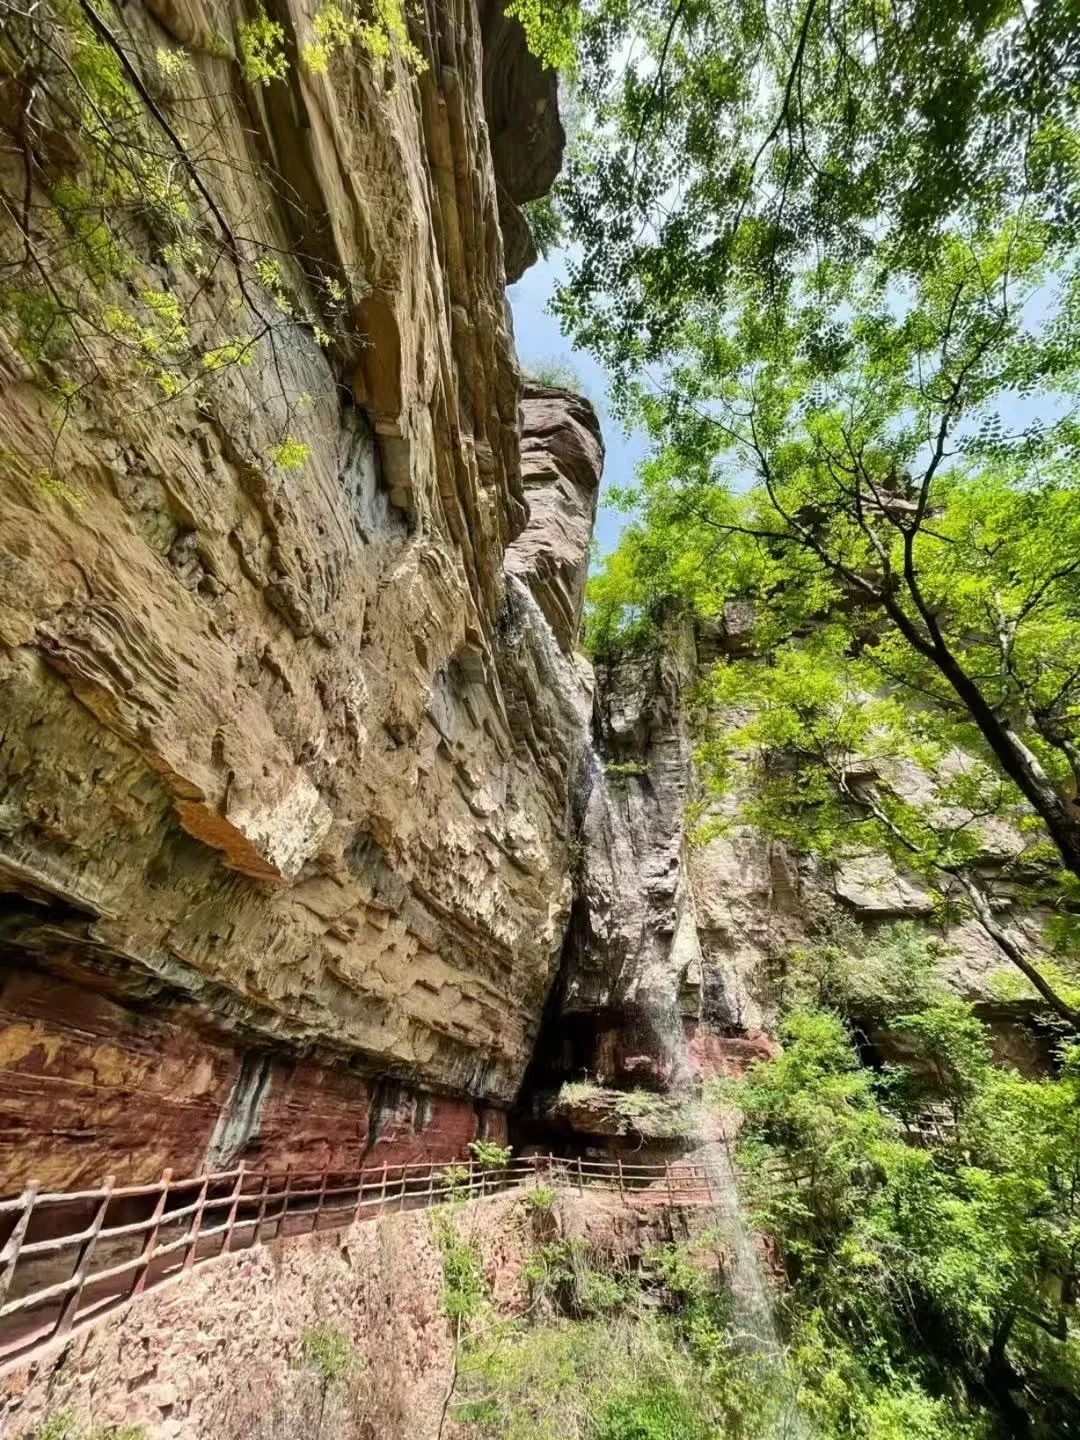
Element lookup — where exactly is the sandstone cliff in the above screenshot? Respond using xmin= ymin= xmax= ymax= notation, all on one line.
xmin=0 ymin=0 xmax=598 ymax=1188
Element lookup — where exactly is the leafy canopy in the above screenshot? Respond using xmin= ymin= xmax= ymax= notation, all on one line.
xmin=556 ymin=0 xmax=1080 ymax=377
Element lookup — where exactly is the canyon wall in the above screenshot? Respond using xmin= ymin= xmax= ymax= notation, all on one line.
xmin=0 ymin=0 xmax=599 ymax=1190
xmin=530 ymin=611 xmax=1056 ymax=1140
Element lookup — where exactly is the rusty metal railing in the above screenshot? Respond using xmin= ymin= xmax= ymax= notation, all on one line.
xmin=0 ymin=1154 xmax=712 ymax=1371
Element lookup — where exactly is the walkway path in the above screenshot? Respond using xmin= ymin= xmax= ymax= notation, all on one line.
xmin=0 ymin=1153 xmax=711 ymax=1373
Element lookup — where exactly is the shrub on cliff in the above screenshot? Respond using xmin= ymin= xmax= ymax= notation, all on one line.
xmin=734 ymin=1005 xmax=1080 ymax=1437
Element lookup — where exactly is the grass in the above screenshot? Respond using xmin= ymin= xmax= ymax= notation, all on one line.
xmin=453 ymin=1311 xmax=715 ymax=1440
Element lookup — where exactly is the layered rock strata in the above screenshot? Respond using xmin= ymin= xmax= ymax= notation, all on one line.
xmin=0 ymin=0 xmax=600 ymax=1189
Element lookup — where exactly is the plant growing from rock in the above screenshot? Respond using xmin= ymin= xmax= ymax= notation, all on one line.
xmin=438 ymin=1162 xmax=472 ymax=1198
xmin=35 ymin=1416 xmax=145 ymax=1440
xmin=0 ymin=0 xmax=416 ymax=496
xmin=612 ymin=1088 xmax=698 ymax=1138
xmin=557 ymin=1079 xmax=603 ymax=1105
xmin=469 ymin=1138 xmax=513 ymax=1192
xmin=469 ymin=1138 xmax=513 ymax=1169
xmin=523 ymin=1184 xmax=556 ymax=1214
xmin=299 ymin=1325 xmax=363 ymax=1440
xmin=431 ymin=1206 xmax=491 ymax=1438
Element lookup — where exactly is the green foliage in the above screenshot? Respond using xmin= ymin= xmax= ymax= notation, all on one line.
xmin=32 ymin=467 xmax=85 ymax=509
xmin=200 ymin=338 xmax=256 ymax=372
xmin=733 ymin=1004 xmax=1080 ymax=1437
xmin=0 ymin=0 xmax=358 ymax=499
xmin=237 ymin=10 xmax=289 ymax=85
xmin=595 ymin=1381 xmax=710 ymax=1440
xmin=588 ymin=450 xmax=1080 ymax=1013
xmin=553 ymin=1082 xmax=697 ymax=1137
xmin=524 ymin=1238 xmax=634 ymax=1317
xmin=505 ymin=0 xmax=581 ymax=73
xmin=772 ymin=920 xmax=948 ymax=1018
xmin=300 ymin=1325 xmax=361 ymax=1383
xmin=268 ymin=435 xmax=312 ymax=471
xmin=583 ymin=538 xmax=661 ymax=658
xmin=522 ymin=1184 xmax=556 ymax=1213
xmin=299 ymin=0 xmax=427 ymax=78
xmin=469 ymin=1138 xmax=513 ymax=1169
xmin=432 ymin=1209 xmax=489 ymax=1325
xmin=523 ymin=353 xmax=584 ymax=391
xmin=36 ymin=1414 xmax=145 ymax=1440
xmin=559 ymin=0 xmax=1080 ymax=367
xmin=564 ymin=0 xmax=1080 ymax=1013
xmin=439 ymin=1163 xmax=472 ymax=1195
xmin=154 ymin=45 xmax=191 ymax=79
xmin=454 ymin=1229 xmax=794 ymax=1440
xmin=522 ymin=194 xmax=564 ymax=259
xmin=601 ymin=759 xmax=648 ymax=779
xmin=453 ymin=1312 xmax=719 ymax=1439
xmin=557 ymin=1080 xmax=601 ymax=1102
xmin=611 ymin=1088 xmax=697 ymax=1137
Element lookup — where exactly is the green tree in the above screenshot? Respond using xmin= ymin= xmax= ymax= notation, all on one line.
xmin=737 ymin=1005 xmax=1080 ymax=1437
xmin=584 ymin=219 xmax=1080 ymax=936
xmin=689 ymin=626 xmax=1080 ymax=1022
xmin=560 ymin=0 xmax=1080 ymax=905
xmin=557 ymin=0 xmax=1080 ymax=374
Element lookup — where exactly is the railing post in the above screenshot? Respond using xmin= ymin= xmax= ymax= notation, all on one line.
xmin=222 ymin=1162 xmax=246 ymax=1255
xmin=379 ymin=1162 xmax=388 ymax=1211
xmin=132 ymin=1169 xmax=172 ymax=1298
xmin=183 ymin=1172 xmax=210 ymax=1272
xmin=252 ymin=1170 xmax=271 ymax=1247
xmin=616 ymin=1156 xmax=625 ymax=1206
xmin=576 ymin=1156 xmax=584 ymax=1196
xmin=313 ymin=1160 xmax=329 ymax=1233
xmin=0 ymin=1181 xmax=39 ymax=1309
xmin=665 ymin=1161 xmax=675 ymax=1208
xmin=279 ymin=1166 xmax=293 ymax=1239
xmin=55 ymin=1174 xmax=114 ymax=1338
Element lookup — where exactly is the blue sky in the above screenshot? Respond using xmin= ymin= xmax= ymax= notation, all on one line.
xmin=509 ymin=252 xmax=1060 ymax=561
xmin=510 ymin=251 xmax=647 ymax=556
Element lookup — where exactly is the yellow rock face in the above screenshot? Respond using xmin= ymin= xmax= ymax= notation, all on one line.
xmin=0 ymin=0 xmax=596 ymax=1112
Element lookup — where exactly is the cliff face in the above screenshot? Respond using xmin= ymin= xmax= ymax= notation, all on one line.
xmin=533 ymin=614 xmax=1055 ymax=1128
xmin=0 ymin=0 xmax=598 ymax=1188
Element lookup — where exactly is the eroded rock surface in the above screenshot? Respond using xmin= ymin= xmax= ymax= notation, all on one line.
xmin=506 ymin=385 xmax=604 ymax=652
xmin=479 ymin=0 xmax=564 ymax=281
xmin=527 ymin=621 xmax=706 ymax=1098
xmin=531 ymin=614 xmax=1058 ymax=1115
xmin=0 ymin=0 xmax=597 ymax=1188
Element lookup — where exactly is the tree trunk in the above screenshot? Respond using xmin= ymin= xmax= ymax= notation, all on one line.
xmin=921 ymin=640 xmax=1080 ymax=885
xmin=835 ymin=771 xmax=1080 ymax=1027
xmin=983 ymin=1313 xmax=1033 ymax=1440
xmin=952 ymin=874 xmax=1080 ymax=1028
